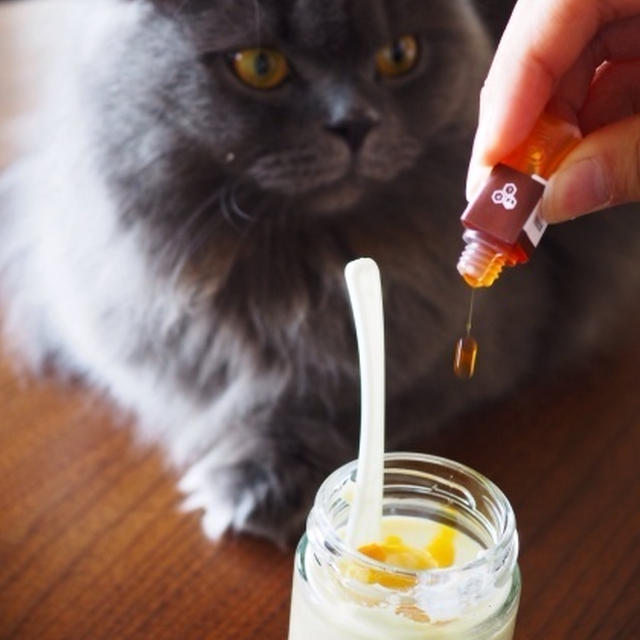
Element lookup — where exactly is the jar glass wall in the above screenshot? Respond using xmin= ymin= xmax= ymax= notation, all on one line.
xmin=288 ymin=453 xmax=520 ymax=640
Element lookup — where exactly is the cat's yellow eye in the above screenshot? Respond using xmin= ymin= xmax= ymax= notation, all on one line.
xmin=232 ymin=48 xmax=289 ymax=90
xmin=375 ymin=35 xmax=419 ymax=78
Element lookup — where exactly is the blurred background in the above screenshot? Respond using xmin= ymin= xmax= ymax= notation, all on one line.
xmin=0 ymin=0 xmax=70 ymax=168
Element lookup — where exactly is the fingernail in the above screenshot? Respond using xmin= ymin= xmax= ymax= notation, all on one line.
xmin=542 ymin=158 xmax=611 ymax=222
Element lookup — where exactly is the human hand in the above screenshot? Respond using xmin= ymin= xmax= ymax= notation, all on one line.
xmin=467 ymin=0 xmax=640 ymax=223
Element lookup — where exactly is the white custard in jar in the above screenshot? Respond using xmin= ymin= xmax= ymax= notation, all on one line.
xmin=288 ymin=454 xmax=520 ymax=640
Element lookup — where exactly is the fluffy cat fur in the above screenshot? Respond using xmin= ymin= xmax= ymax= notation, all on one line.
xmin=1 ymin=0 xmax=639 ymax=543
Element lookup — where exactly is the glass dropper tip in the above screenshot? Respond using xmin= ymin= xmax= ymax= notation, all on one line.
xmin=456 ymin=240 xmax=507 ymax=288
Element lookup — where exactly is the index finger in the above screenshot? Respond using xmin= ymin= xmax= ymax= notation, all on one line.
xmin=469 ymin=0 xmax=640 ymax=191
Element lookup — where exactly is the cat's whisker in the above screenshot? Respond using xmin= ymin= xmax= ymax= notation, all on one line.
xmin=229 ymin=181 xmax=257 ymax=222
xmin=165 ymin=177 xmax=268 ymax=292
xmin=164 ymin=187 xmax=228 ymax=288
xmin=219 ymin=186 xmax=241 ymax=229
xmin=168 ymin=189 xmax=222 ymax=251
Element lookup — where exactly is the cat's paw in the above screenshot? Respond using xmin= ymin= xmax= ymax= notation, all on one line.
xmin=178 ymin=453 xmax=319 ymax=544
xmin=178 ymin=461 xmax=243 ymax=540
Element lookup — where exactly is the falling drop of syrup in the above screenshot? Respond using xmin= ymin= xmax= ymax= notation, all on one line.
xmin=454 ymin=290 xmax=478 ymax=379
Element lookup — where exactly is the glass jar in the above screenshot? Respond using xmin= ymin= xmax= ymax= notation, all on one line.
xmin=288 ymin=452 xmax=520 ymax=640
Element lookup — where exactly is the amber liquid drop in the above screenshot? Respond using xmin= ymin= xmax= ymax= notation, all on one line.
xmin=454 ymin=290 xmax=478 ymax=379
xmin=454 ymin=335 xmax=478 ymax=379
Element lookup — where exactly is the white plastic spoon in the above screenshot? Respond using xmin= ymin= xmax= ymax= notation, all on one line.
xmin=344 ymin=258 xmax=385 ymax=549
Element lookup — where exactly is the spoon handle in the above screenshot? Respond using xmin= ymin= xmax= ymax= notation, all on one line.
xmin=344 ymin=258 xmax=385 ymax=549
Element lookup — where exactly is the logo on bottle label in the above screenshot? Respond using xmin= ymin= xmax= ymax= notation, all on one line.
xmin=491 ymin=183 xmax=518 ymax=210
xmin=461 ymin=164 xmax=546 ymax=247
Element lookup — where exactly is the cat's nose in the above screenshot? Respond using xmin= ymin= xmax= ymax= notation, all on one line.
xmin=325 ymin=115 xmax=378 ymax=152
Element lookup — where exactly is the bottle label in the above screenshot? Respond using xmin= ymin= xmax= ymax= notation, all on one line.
xmin=522 ymin=201 xmax=547 ymax=248
xmin=461 ymin=164 xmax=546 ymax=250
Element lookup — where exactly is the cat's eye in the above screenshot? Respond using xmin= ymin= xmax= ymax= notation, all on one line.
xmin=231 ymin=48 xmax=289 ymax=90
xmin=375 ymin=35 xmax=419 ymax=78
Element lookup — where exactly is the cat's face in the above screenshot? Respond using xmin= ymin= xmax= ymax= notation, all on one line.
xmin=92 ymin=0 xmax=489 ymax=227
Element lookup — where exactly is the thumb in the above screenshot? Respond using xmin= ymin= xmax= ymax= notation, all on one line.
xmin=541 ymin=115 xmax=640 ymax=223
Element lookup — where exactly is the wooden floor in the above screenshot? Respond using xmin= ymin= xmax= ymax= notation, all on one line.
xmin=0 ymin=358 xmax=293 ymax=639
xmin=2 ymin=333 xmax=639 ymax=639
xmin=1 ymin=2 xmax=639 ymax=639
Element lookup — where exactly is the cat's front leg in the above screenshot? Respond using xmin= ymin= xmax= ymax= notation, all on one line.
xmin=177 ymin=411 xmax=354 ymax=544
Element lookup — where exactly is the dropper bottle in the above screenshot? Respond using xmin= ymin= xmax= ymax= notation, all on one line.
xmin=457 ymin=112 xmax=581 ymax=287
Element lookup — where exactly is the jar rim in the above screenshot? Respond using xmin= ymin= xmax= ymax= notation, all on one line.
xmin=309 ymin=452 xmax=518 ymax=584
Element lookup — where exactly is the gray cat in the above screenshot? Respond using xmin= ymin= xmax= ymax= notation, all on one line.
xmin=1 ymin=0 xmax=638 ymax=543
